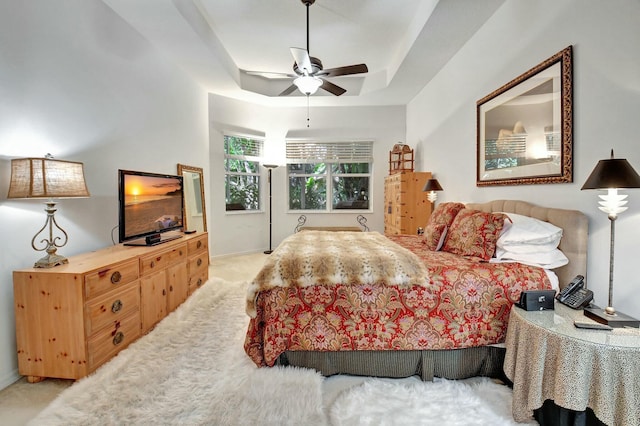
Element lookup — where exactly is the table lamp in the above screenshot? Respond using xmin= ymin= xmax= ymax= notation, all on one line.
xmin=581 ymin=149 xmax=640 ymax=327
xmin=7 ymin=154 xmax=90 ymax=268
xmin=422 ymin=178 xmax=443 ymax=207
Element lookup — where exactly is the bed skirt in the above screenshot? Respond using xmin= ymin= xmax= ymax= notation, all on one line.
xmin=276 ymin=346 xmax=507 ymax=382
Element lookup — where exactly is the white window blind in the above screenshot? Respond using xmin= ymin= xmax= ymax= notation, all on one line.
xmin=286 ymin=141 xmax=373 ymax=163
xmin=225 ymin=136 xmax=263 ymax=158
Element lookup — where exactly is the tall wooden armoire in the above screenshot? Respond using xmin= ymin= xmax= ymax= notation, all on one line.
xmin=384 ymin=171 xmax=432 ymax=235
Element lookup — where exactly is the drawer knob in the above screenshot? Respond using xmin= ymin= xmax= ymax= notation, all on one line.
xmin=113 ymin=331 xmax=124 ymax=346
xmin=197 ymin=258 xmax=202 ymax=267
xmin=197 ymin=278 xmax=203 ymax=287
xmin=169 ymin=285 xmax=173 ymax=292
xmin=150 ymin=261 xmax=155 ymax=268
xmin=111 ymin=299 xmax=123 ymax=313
xmin=162 ymin=289 xmax=166 ymax=296
xmin=197 ymin=241 xmax=202 ymax=249
xmin=111 ymin=271 xmax=122 ymax=284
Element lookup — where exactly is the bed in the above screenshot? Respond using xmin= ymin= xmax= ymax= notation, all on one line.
xmin=244 ymin=200 xmax=588 ymax=381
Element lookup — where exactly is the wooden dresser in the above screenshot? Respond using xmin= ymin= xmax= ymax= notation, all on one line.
xmin=13 ymin=232 xmax=209 ymax=382
xmin=384 ymin=172 xmax=432 ymax=235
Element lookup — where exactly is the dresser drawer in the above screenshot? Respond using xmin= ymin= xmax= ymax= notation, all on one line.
xmin=85 ymin=281 xmax=140 ymax=336
xmin=188 ymin=251 xmax=209 ymax=274
xmin=166 ymin=244 xmax=187 ymax=264
xmin=85 ymin=259 xmax=139 ymax=300
xmin=140 ymin=244 xmax=187 ymax=276
xmin=188 ymin=270 xmax=208 ymax=295
xmin=187 ymin=234 xmax=208 ymax=255
xmin=87 ymin=310 xmax=140 ymax=371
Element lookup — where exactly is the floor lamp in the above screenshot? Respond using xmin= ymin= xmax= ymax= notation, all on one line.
xmin=263 ymin=164 xmax=278 ymax=254
xmin=581 ymin=149 xmax=640 ymax=327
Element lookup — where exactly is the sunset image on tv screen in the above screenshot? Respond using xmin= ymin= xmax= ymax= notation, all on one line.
xmin=123 ymin=174 xmax=183 ymax=237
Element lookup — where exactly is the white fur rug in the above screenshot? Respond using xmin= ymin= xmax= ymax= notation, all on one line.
xmin=329 ymin=377 xmax=533 ymax=426
xmin=31 ymin=278 xmax=533 ymax=425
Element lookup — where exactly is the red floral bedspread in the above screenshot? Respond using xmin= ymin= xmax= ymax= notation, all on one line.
xmin=244 ymin=234 xmax=551 ymax=367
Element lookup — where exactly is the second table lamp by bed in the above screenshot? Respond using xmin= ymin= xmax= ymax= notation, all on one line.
xmin=581 ymin=149 xmax=640 ymax=327
xmin=422 ymin=178 xmax=443 ymax=208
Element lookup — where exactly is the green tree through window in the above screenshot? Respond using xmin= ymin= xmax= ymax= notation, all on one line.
xmin=224 ymin=135 xmax=263 ymax=211
xmin=286 ymin=141 xmax=372 ymax=212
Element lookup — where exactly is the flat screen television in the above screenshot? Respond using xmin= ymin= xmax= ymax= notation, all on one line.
xmin=118 ymin=169 xmax=184 ymax=246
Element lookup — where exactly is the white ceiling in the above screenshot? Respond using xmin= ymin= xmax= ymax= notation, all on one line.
xmin=102 ymin=0 xmax=506 ymax=107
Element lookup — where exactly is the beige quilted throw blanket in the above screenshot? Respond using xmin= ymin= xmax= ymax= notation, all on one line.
xmin=246 ymin=231 xmax=431 ymax=317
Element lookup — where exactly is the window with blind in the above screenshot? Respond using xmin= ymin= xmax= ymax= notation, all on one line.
xmin=286 ymin=140 xmax=373 ymax=212
xmin=224 ymin=135 xmax=263 ymax=211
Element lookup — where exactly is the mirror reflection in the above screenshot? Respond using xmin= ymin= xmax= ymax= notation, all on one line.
xmin=177 ymin=164 xmax=207 ymax=233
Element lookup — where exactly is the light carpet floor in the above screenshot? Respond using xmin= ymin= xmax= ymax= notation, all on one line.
xmin=31 ymin=276 xmax=535 ymax=425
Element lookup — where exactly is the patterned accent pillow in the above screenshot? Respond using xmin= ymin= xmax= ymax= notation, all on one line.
xmin=428 ymin=202 xmax=466 ymax=227
xmin=423 ymin=202 xmax=465 ymax=251
xmin=442 ymin=208 xmax=506 ymax=260
xmin=423 ymin=223 xmax=448 ymax=251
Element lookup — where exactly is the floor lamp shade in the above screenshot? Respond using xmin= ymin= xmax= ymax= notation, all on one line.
xmin=581 ymin=150 xmax=640 ymax=326
xmin=7 ymin=156 xmax=90 ymax=268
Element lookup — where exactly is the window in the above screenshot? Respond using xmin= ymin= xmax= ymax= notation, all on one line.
xmin=287 ymin=141 xmax=373 ymax=212
xmin=224 ymin=135 xmax=263 ymax=211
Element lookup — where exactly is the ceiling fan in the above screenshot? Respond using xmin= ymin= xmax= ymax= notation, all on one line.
xmin=245 ymin=0 xmax=368 ymax=96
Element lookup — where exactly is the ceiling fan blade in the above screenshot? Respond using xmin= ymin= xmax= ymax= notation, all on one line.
xmin=318 ymin=64 xmax=369 ymax=78
xmin=278 ymin=84 xmax=298 ymax=96
xmin=290 ymin=47 xmax=313 ymax=75
xmin=244 ymin=70 xmax=296 ymax=79
xmin=320 ymin=79 xmax=346 ymax=96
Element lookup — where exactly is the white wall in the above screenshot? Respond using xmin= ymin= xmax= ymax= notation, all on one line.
xmin=0 ymin=0 xmax=209 ymax=390
xmin=208 ymin=94 xmax=406 ymax=256
xmin=407 ymin=0 xmax=640 ymax=319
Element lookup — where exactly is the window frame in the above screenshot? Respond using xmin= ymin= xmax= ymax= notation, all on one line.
xmin=224 ymin=134 xmax=264 ymax=214
xmin=286 ymin=140 xmax=373 ymax=213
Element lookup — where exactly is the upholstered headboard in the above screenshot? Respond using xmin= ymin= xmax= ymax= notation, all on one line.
xmin=466 ymin=200 xmax=588 ymax=288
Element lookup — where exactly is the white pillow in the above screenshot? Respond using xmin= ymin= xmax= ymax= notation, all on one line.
xmin=497 ymin=240 xmax=560 ymax=254
xmin=498 ymin=213 xmax=563 ymax=249
xmin=544 ymin=269 xmax=560 ymax=291
xmin=493 ymin=247 xmax=569 ymax=269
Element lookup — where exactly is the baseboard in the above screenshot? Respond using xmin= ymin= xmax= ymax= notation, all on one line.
xmin=210 ymin=249 xmax=263 ymax=260
xmin=0 ymin=368 xmax=20 ymax=391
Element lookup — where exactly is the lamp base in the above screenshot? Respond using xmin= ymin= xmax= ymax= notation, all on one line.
xmin=263 ymin=250 xmax=273 ymax=255
xmin=34 ymin=253 xmax=69 ymax=268
xmin=584 ymin=306 xmax=639 ymax=328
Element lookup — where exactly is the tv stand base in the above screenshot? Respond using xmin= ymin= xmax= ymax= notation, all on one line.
xmin=123 ymin=234 xmax=182 ymax=246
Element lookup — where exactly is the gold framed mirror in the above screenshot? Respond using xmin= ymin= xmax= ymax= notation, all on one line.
xmin=177 ymin=164 xmax=207 ymax=232
xmin=476 ymin=46 xmax=573 ymax=186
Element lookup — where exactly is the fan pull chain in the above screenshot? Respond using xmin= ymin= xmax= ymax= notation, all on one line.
xmin=306 ymin=94 xmax=310 ymax=127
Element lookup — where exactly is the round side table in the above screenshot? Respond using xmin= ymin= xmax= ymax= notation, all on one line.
xmin=504 ymin=303 xmax=640 ymax=426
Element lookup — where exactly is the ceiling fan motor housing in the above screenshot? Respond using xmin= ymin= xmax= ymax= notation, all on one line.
xmin=294 ymin=56 xmax=323 ymax=76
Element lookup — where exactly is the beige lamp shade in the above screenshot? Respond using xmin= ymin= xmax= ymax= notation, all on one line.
xmin=8 ymin=157 xmax=90 ymax=199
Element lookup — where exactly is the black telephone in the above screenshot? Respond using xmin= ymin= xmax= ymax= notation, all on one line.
xmin=556 ymin=275 xmax=593 ymax=309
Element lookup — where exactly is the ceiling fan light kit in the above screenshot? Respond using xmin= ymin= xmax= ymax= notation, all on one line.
xmin=294 ymin=75 xmax=323 ymax=95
